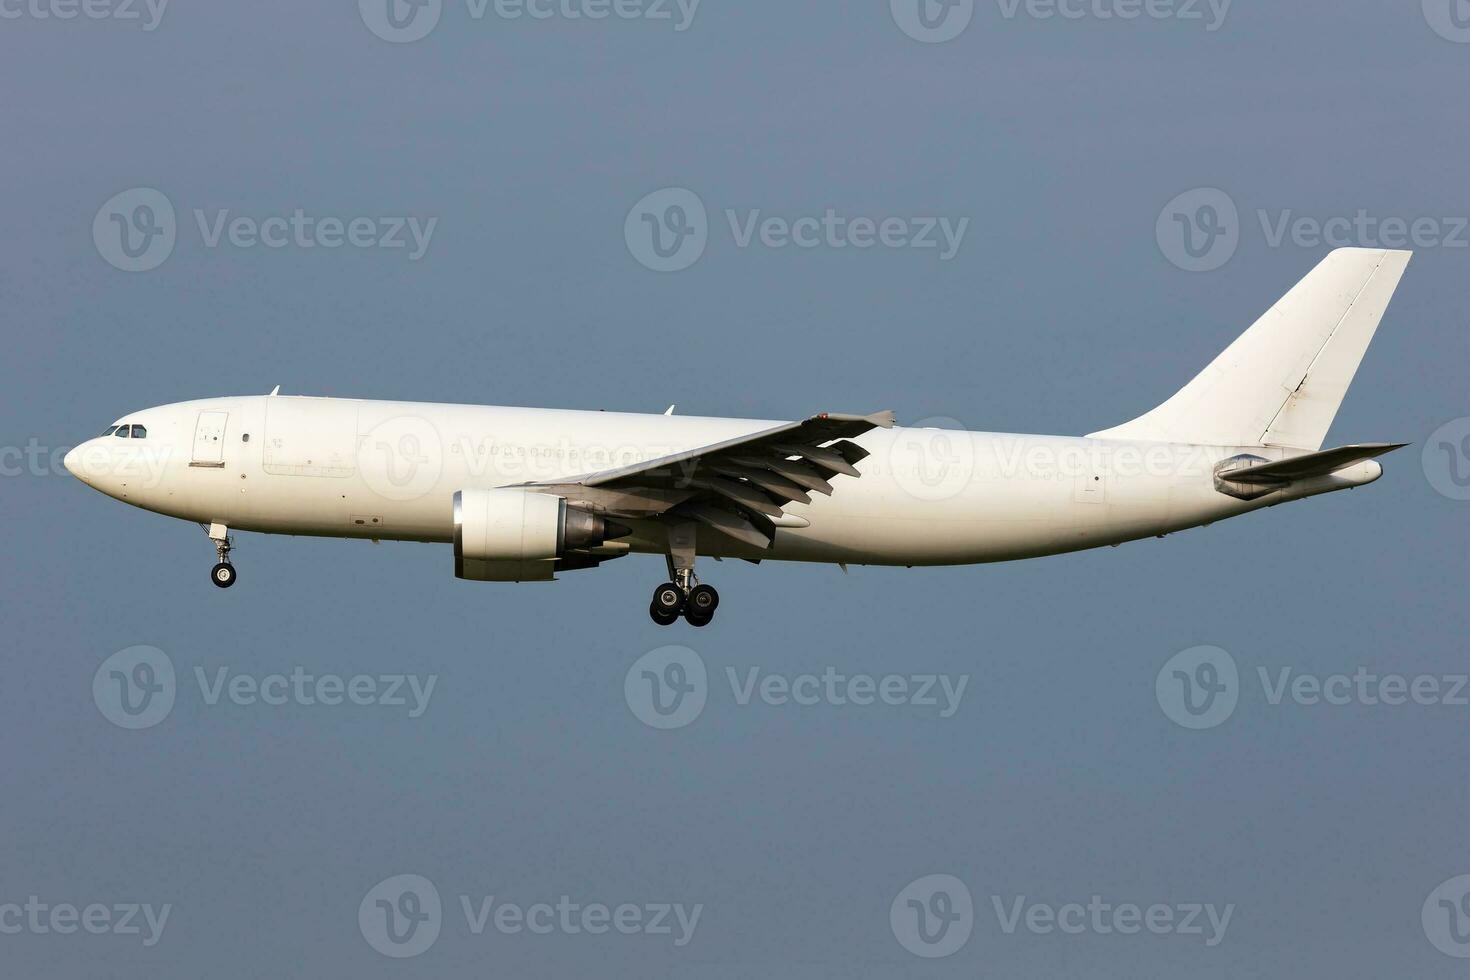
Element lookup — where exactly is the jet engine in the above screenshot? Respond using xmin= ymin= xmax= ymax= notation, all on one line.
xmin=452 ymin=488 xmax=629 ymax=582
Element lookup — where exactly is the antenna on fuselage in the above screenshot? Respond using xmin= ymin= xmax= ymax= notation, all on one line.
xmin=268 ymin=385 xmax=281 ymax=396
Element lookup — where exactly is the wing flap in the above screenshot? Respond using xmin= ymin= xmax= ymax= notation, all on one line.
xmin=532 ymin=409 xmax=895 ymax=533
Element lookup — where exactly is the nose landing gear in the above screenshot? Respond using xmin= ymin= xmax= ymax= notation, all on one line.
xmin=203 ymin=522 xmax=237 ymax=589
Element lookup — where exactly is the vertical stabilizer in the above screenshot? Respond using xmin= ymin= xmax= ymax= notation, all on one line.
xmin=1089 ymin=248 xmax=1411 ymax=449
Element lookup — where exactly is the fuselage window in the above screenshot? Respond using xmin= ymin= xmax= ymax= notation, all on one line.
xmin=241 ymin=433 xmax=250 ymax=443
xmin=101 ymin=426 xmax=118 ymax=437
xmin=114 ymin=426 xmax=130 ymax=438
xmin=130 ymin=425 xmax=147 ymax=439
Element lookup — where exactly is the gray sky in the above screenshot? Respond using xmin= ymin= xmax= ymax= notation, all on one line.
xmin=3 ymin=0 xmax=1468 ymax=976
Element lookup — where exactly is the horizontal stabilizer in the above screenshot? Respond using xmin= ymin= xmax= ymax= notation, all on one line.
xmin=1225 ymin=443 xmax=1407 ymax=486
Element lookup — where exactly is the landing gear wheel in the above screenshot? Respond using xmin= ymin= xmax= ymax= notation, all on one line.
xmin=649 ymin=602 xmax=680 ymax=626
xmin=686 ymin=584 xmax=719 ymax=616
xmin=652 ymin=582 xmax=684 ymax=617
xmin=211 ymin=562 xmax=237 ymax=589
xmin=684 ymin=609 xmax=713 ymax=628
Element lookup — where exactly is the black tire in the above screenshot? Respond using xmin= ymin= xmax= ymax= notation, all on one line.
xmin=211 ymin=562 xmax=236 ymax=589
xmin=651 ymin=582 xmax=684 ymax=615
xmin=684 ymin=609 xmax=713 ymax=628
xmin=648 ymin=602 xmax=680 ymax=626
xmin=687 ymin=584 xmax=719 ymax=614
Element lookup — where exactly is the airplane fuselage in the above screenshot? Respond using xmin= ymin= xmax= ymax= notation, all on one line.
xmin=64 ymin=394 xmax=1382 ymax=568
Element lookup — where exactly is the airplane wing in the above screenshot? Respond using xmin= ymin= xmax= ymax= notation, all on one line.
xmin=524 ymin=410 xmax=896 ymax=549
xmin=1224 ymin=442 xmax=1408 ymax=486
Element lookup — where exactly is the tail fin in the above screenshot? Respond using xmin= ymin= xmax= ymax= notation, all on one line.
xmin=1089 ymin=248 xmax=1412 ymax=449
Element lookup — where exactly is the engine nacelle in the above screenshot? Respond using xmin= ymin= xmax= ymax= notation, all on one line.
xmin=452 ymin=488 xmax=625 ymax=582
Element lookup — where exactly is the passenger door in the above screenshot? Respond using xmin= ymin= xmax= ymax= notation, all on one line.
xmin=191 ymin=411 xmax=229 ymax=467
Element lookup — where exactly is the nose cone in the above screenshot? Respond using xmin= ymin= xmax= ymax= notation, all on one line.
xmin=64 ymin=440 xmax=107 ymax=489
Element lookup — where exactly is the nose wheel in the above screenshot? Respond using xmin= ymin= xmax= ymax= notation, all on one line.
xmin=203 ymin=522 xmax=237 ymax=589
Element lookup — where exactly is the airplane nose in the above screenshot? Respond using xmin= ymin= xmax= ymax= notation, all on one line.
xmin=64 ymin=440 xmax=105 ymax=488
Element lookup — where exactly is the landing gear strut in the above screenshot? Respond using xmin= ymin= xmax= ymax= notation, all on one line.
xmin=204 ymin=522 xmax=237 ymax=589
xmin=646 ymin=520 xmax=719 ymax=627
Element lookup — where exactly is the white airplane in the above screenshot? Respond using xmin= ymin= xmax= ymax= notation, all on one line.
xmin=66 ymin=247 xmax=1410 ymax=625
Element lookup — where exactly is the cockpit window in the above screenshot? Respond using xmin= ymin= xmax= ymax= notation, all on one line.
xmin=130 ymin=425 xmax=147 ymax=439
xmin=101 ymin=426 xmax=118 ymax=437
xmin=114 ymin=426 xmax=130 ymax=438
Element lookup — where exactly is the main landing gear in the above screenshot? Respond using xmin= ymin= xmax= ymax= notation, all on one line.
xmin=647 ymin=520 xmax=720 ymax=627
xmin=648 ymin=578 xmax=719 ymax=627
xmin=204 ymin=522 xmax=237 ymax=589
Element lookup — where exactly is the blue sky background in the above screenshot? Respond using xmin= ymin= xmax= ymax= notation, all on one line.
xmin=2 ymin=0 xmax=1468 ymax=975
